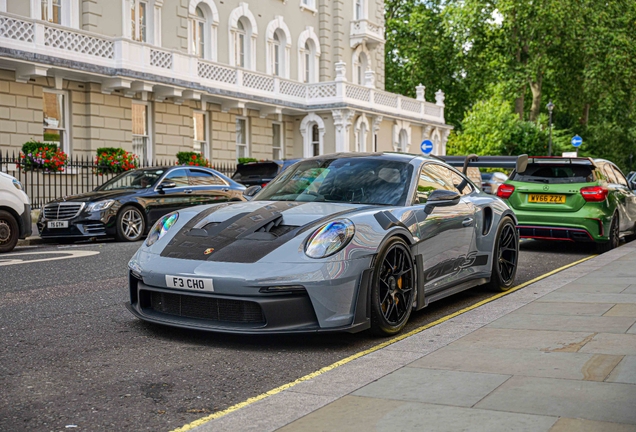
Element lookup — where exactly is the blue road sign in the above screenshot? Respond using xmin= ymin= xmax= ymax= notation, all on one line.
xmin=571 ymin=135 xmax=583 ymax=147
xmin=421 ymin=139 xmax=434 ymax=154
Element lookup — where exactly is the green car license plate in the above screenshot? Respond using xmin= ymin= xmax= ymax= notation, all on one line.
xmin=528 ymin=194 xmax=566 ymax=204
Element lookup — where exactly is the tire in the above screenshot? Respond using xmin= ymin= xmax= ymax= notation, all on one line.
xmin=115 ymin=206 xmax=146 ymax=242
xmin=370 ymin=237 xmax=415 ymax=336
xmin=0 ymin=210 xmax=20 ymax=253
xmin=486 ymin=217 xmax=519 ymax=292
xmin=596 ymin=214 xmax=619 ymax=253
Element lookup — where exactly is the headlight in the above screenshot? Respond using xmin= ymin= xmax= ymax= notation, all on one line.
xmin=86 ymin=200 xmax=115 ymax=212
xmin=145 ymin=212 xmax=179 ymax=247
xmin=12 ymin=179 xmax=23 ymax=191
xmin=305 ymin=219 xmax=355 ymax=258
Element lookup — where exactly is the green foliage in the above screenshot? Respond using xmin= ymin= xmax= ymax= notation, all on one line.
xmin=43 ymin=132 xmax=60 ymax=142
xmin=386 ymin=0 xmax=636 ymax=171
xmin=238 ymin=157 xmax=258 ymax=164
xmin=177 ymin=151 xmax=209 ymax=166
xmin=22 ymin=140 xmax=57 ymax=155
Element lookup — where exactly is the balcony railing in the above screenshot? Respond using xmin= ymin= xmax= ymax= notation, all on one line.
xmin=349 ymin=19 xmax=385 ymax=48
xmin=0 ymin=12 xmax=444 ymax=123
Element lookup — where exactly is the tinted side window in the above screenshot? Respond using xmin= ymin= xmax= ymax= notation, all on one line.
xmin=189 ymin=169 xmax=226 ymax=186
xmin=417 ymin=163 xmax=458 ymax=203
xmin=164 ymin=169 xmax=189 ymax=186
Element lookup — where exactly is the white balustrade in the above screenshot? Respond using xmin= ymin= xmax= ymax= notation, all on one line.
xmin=0 ymin=11 xmax=444 ymax=123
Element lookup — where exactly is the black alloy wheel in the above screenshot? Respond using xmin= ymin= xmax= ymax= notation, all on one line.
xmin=487 ymin=217 xmax=518 ymax=292
xmin=597 ymin=215 xmax=619 ymax=253
xmin=116 ymin=206 xmax=146 ymax=242
xmin=0 ymin=210 xmax=19 ymax=253
xmin=370 ymin=237 xmax=415 ymax=336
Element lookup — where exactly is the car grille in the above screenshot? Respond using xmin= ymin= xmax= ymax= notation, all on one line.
xmin=146 ymin=291 xmax=265 ymax=324
xmin=44 ymin=202 xmax=84 ymax=220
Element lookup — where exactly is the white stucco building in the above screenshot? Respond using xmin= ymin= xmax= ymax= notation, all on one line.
xmin=0 ymin=0 xmax=451 ymax=163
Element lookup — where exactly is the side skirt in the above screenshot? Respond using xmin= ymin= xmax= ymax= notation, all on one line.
xmin=425 ymin=275 xmax=490 ymax=306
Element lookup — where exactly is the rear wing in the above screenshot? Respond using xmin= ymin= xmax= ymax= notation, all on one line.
xmin=437 ymin=154 xmax=529 ymax=174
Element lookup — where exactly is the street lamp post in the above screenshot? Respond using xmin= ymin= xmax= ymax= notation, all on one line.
xmin=546 ymin=101 xmax=555 ymax=156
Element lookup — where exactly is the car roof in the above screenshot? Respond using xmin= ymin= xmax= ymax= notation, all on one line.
xmin=301 ymin=152 xmax=430 ymax=163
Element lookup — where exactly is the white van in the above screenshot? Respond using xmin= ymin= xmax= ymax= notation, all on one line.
xmin=0 ymin=172 xmax=32 ymax=252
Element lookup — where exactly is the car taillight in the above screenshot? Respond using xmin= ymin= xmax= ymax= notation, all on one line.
xmin=580 ymin=186 xmax=608 ymax=202
xmin=496 ymin=184 xmax=515 ymax=199
xmin=261 ymin=183 xmax=268 ymax=188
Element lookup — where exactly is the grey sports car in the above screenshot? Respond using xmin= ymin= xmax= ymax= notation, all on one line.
xmin=126 ymin=152 xmax=521 ymax=336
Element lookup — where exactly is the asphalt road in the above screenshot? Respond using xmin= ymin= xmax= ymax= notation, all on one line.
xmin=0 ymin=238 xmax=597 ymax=431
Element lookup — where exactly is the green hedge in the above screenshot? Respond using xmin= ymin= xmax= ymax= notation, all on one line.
xmin=22 ymin=140 xmax=57 ymax=155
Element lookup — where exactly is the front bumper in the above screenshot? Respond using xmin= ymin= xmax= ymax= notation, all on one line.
xmin=514 ymin=207 xmax=611 ymax=242
xmin=126 ymin=252 xmax=374 ymax=334
xmin=19 ymin=204 xmax=32 ymax=239
xmin=38 ymin=208 xmax=117 ymax=238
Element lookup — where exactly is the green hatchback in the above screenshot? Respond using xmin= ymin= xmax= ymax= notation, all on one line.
xmin=497 ymin=157 xmax=636 ymax=252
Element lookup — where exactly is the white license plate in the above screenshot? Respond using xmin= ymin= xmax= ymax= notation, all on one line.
xmin=165 ymin=275 xmax=214 ymax=292
xmin=48 ymin=221 xmax=69 ymax=228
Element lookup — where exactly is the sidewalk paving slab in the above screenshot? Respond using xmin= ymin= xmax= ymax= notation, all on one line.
xmin=192 ymin=243 xmax=636 ymax=432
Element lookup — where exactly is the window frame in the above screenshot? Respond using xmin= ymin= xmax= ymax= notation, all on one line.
xmin=132 ymin=101 xmax=153 ymax=164
xmin=193 ymin=110 xmax=209 ymax=160
xmin=235 ymin=116 xmax=249 ymax=160
xmin=42 ymin=88 xmax=70 ymax=155
xmin=130 ymin=0 xmax=148 ymax=42
xmin=415 ymin=162 xmax=461 ymax=204
xmin=272 ymin=122 xmax=283 ymax=160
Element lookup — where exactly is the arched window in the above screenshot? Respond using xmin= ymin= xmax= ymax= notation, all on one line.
xmin=311 ymin=125 xmax=320 ymax=156
xmin=236 ymin=19 xmax=246 ymax=67
xmin=300 ymin=113 xmax=325 ymax=157
xmin=266 ymin=18 xmax=292 ymax=78
xmin=192 ymin=6 xmax=205 ymax=57
xmin=298 ymin=27 xmax=321 ymax=83
xmin=272 ymin=33 xmax=281 ymax=76
xmin=189 ymin=1 xmax=219 ymax=60
xmin=353 ymin=51 xmax=369 ymax=85
xmin=354 ymin=114 xmax=370 ymax=152
xmin=399 ymin=129 xmax=408 ymax=152
xmin=229 ymin=4 xmax=258 ymax=70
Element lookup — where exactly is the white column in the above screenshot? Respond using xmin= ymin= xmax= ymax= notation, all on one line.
xmin=332 ymin=109 xmax=354 ymax=153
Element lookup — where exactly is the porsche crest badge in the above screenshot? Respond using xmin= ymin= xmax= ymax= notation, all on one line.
xmin=204 ymin=248 xmax=215 ymax=255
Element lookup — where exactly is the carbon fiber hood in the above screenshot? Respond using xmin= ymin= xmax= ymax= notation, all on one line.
xmin=160 ymin=201 xmax=367 ymax=263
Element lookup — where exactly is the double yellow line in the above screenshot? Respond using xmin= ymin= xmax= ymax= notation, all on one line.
xmin=173 ymin=254 xmax=596 ymax=432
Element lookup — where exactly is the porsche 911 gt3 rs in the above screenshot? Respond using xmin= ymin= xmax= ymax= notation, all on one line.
xmin=126 ymin=152 xmax=522 ymax=335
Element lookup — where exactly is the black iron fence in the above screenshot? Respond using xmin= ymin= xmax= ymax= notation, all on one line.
xmin=1 ymin=151 xmax=236 ymax=209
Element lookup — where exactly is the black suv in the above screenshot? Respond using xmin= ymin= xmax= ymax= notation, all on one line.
xmin=231 ymin=160 xmax=300 ymax=187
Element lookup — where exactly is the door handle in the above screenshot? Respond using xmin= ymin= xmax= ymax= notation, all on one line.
xmin=184 ymin=189 xmax=193 ymax=194
xmin=462 ymin=218 xmax=474 ymax=227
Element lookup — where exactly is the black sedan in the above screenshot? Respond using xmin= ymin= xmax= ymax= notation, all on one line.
xmin=38 ymin=166 xmax=246 ymax=242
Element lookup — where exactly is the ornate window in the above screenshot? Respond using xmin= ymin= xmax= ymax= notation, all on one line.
xmin=192 ymin=6 xmax=205 ymax=57
xmin=33 ymin=0 xmax=79 ymax=27
xmin=189 ymin=0 xmax=219 ymax=61
xmin=132 ymin=102 xmax=152 ymax=164
xmin=352 ymin=45 xmax=370 ymax=85
xmin=300 ymin=113 xmax=325 ymax=157
xmin=266 ymin=17 xmax=292 ymax=78
xmin=298 ymin=27 xmax=320 ymax=83
xmin=193 ymin=111 xmax=209 ymax=159
xmin=236 ymin=117 xmax=249 ymax=159
xmin=229 ymin=4 xmax=258 ymax=70
xmin=354 ymin=114 xmax=370 ymax=153
xmin=393 ymin=120 xmax=411 ymax=153
xmin=272 ymin=123 xmax=283 ymax=159
xmin=42 ymin=89 xmax=70 ymax=154
xmin=131 ymin=0 xmax=147 ymax=42
xmin=41 ymin=0 xmax=61 ymax=23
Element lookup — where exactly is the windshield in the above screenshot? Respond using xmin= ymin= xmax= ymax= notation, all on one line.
xmin=232 ymin=163 xmax=279 ymax=180
xmin=254 ymin=157 xmax=413 ymax=205
xmin=509 ymin=163 xmax=595 ymax=184
xmin=97 ymin=169 xmax=165 ymax=191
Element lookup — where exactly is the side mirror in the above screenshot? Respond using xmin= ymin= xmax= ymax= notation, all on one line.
xmin=243 ymin=185 xmax=262 ymax=199
xmin=157 ymin=181 xmax=177 ymax=193
xmin=423 ymin=189 xmax=461 ymax=214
